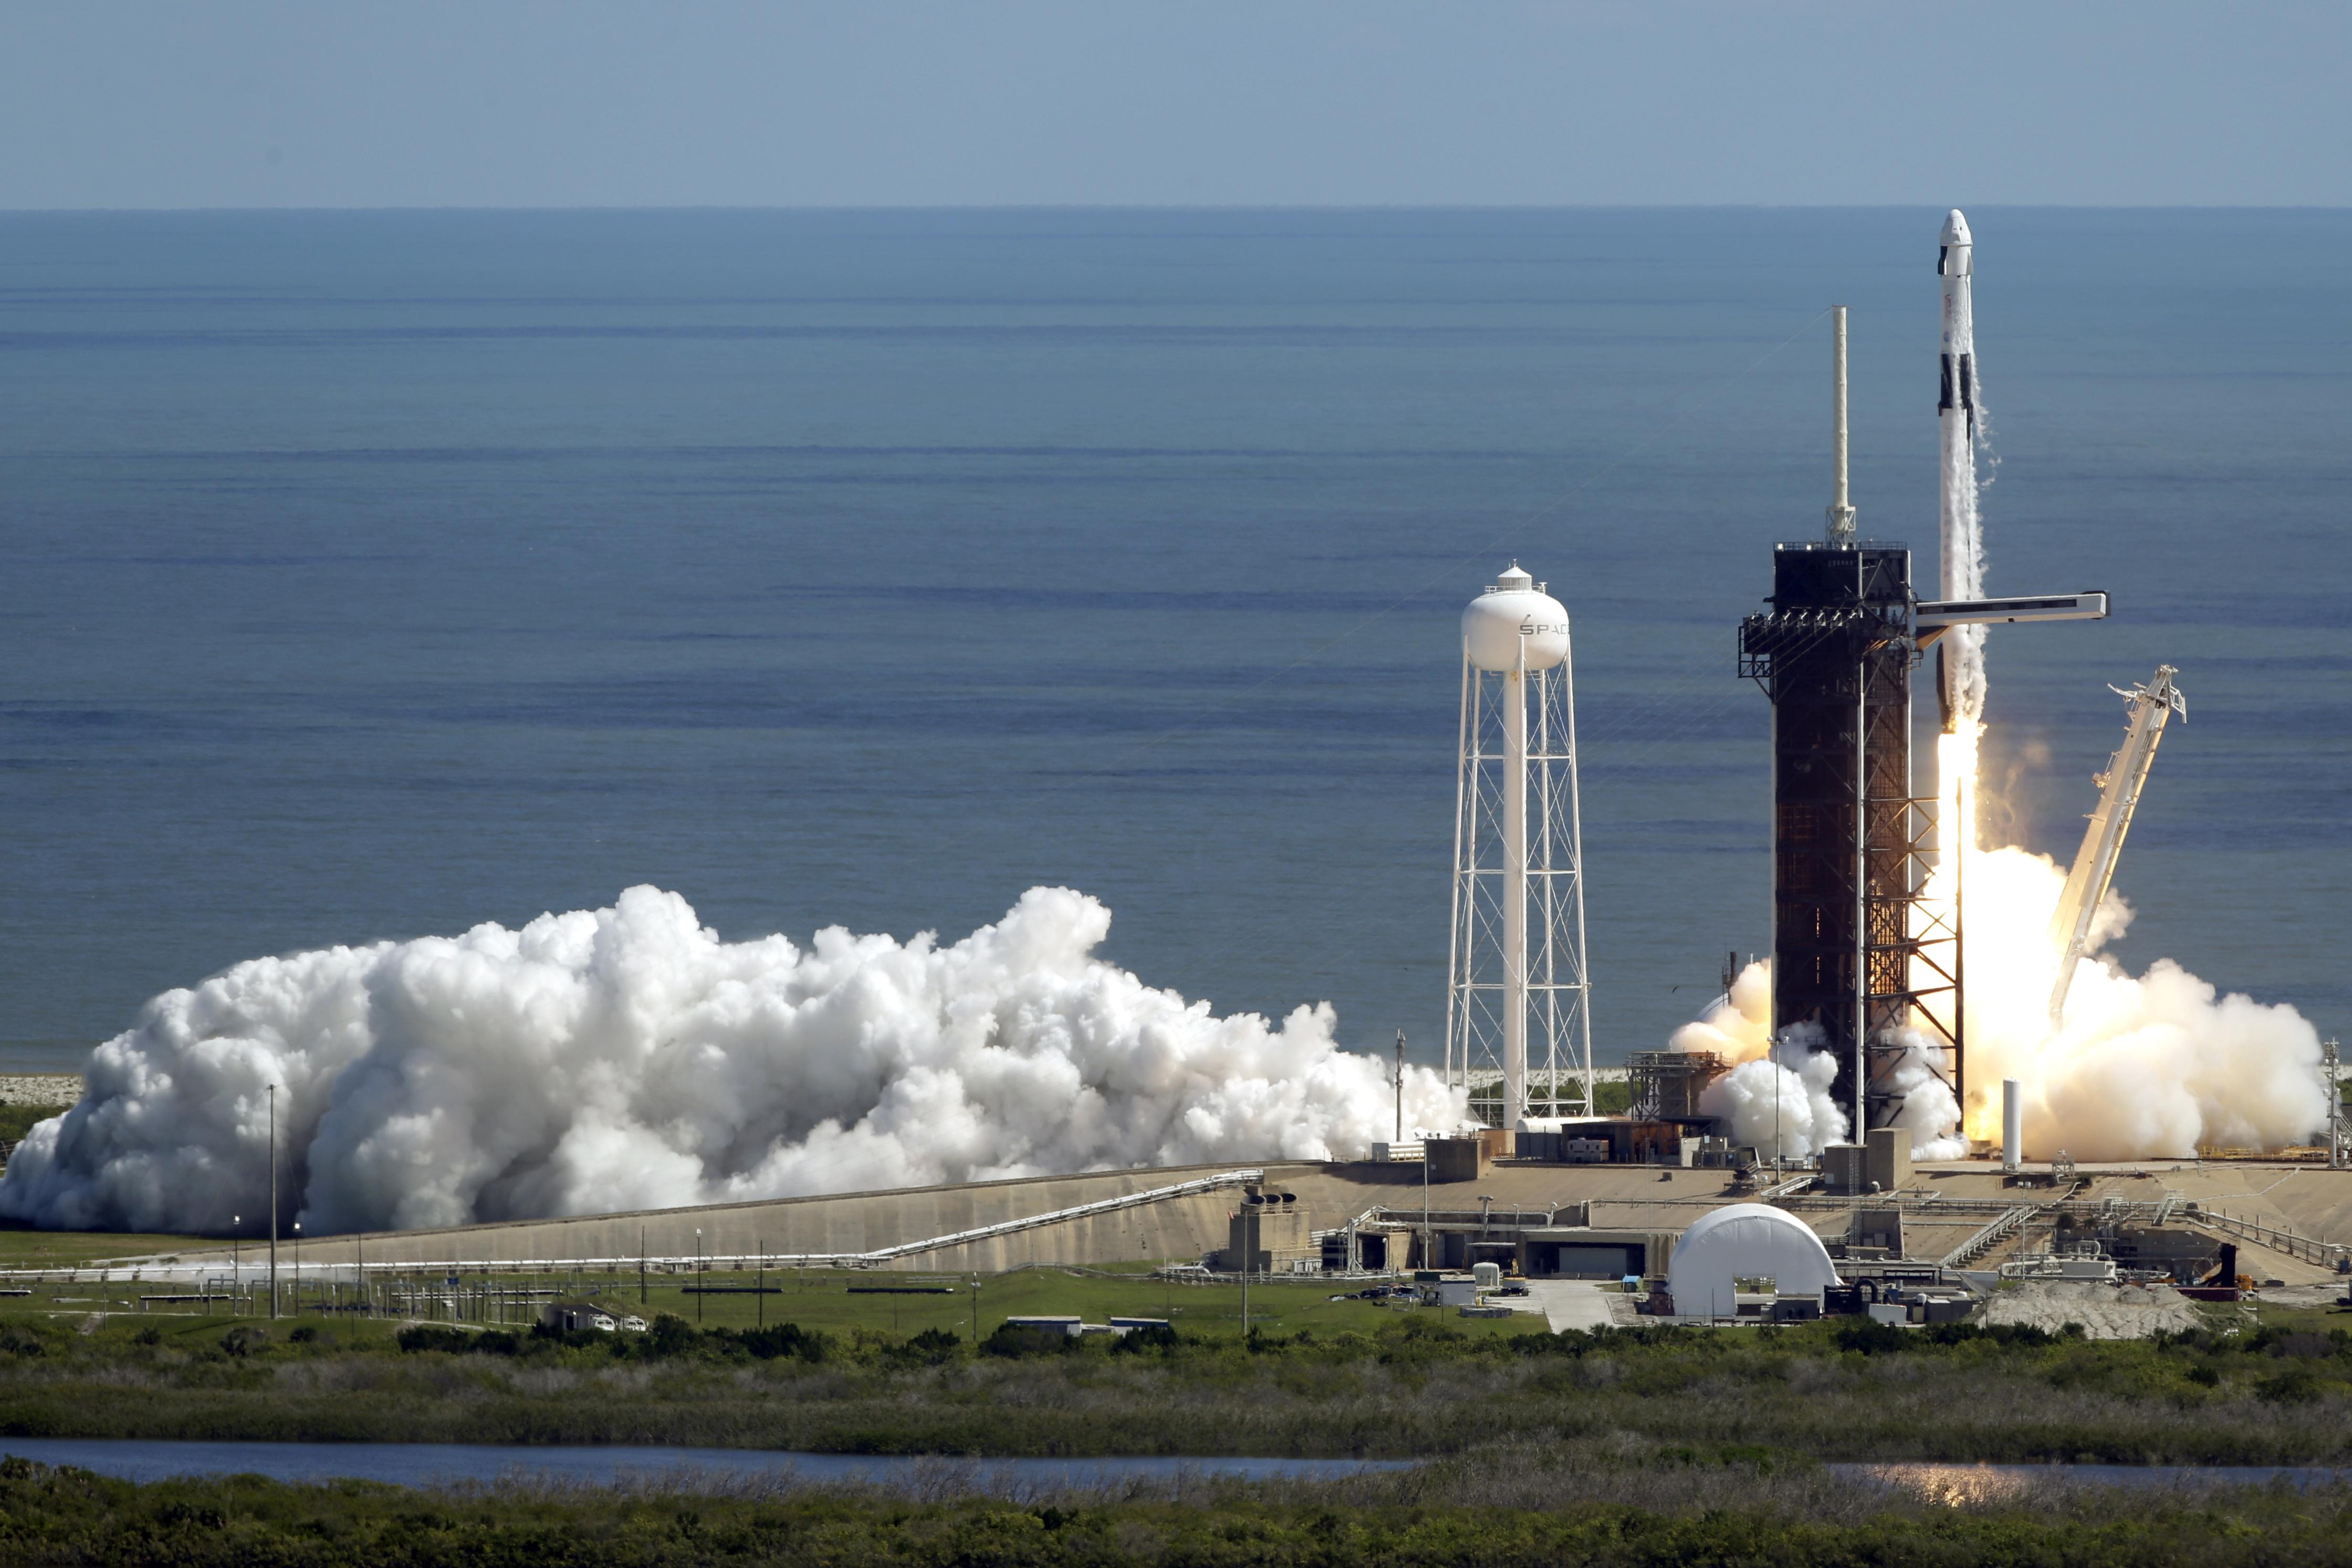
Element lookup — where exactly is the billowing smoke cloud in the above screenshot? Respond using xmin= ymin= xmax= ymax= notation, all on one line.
xmin=1953 ymin=844 xmax=2324 ymax=1161
xmin=1665 ymin=844 xmax=2326 ymax=1163
xmin=1668 ymin=958 xmax=1773 ymax=1067
xmin=1671 ymin=977 xmax=1849 ymax=1161
xmin=1700 ymin=1044 xmax=1849 ymax=1163
xmin=1877 ymin=1030 xmax=1966 ymax=1161
xmin=0 ymin=886 xmax=1465 ymax=1235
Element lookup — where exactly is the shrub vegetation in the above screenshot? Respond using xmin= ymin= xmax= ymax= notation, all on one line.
xmin=0 ymin=1304 xmax=2346 ymax=1460
xmin=0 ymin=1451 xmax=2349 ymax=1566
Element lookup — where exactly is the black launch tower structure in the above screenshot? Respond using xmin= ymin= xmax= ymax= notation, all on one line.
xmin=1735 ymin=302 xmax=2108 ymax=1145
xmin=1740 ymin=541 xmax=1960 ymax=1133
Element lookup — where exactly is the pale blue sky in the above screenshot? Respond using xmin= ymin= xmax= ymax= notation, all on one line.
xmin=3 ymin=2 xmax=2346 ymax=208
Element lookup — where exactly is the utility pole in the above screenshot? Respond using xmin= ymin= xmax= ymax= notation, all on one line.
xmin=640 ymin=1226 xmax=646 ymax=1304
xmin=1421 ymin=1145 xmax=1433 ymax=1273
xmin=1394 ymin=1030 xmax=1405 ymax=1142
xmin=757 ymin=1237 xmax=765 ymax=1327
xmin=2325 ymin=1040 xmax=2345 ymax=1172
xmin=231 ymin=1218 xmax=240 ymax=1316
xmin=695 ymin=1229 xmax=704 ymax=1323
xmin=267 ymin=1085 xmax=279 ymax=1320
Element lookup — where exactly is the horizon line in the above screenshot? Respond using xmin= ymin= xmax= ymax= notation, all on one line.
xmin=4 ymin=202 xmax=2350 ymax=217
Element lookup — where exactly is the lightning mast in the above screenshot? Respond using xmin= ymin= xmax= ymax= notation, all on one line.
xmin=2046 ymin=666 xmax=2186 ymax=1026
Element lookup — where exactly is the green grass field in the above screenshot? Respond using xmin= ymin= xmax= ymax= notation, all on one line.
xmin=0 ymin=1248 xmax=2345 ymax=1462
xmin=0 ymin=1259 xmax=1538 ymax=1345
xmin=0 ymin=1227 xmax=213 ymax=1270
xmin=0 ymin=1216 xmax=1539 ymax=1341
xmin=555 ymin=1267 xmax=1535 ymax=1342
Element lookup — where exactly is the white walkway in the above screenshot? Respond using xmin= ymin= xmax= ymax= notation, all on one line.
xmin=1506 ymin=1279 xmax=1617 ymax=1334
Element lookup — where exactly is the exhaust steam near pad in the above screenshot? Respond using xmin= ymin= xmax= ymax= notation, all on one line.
xmin=0 ymin=887 xmax=1464 ymax=1235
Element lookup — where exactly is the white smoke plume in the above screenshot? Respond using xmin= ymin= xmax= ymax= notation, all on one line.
xmin=1700 ymin=1045 xmax=1851 ymax=1163
xmin=0 ymin=886 xmax=1465 ymax=1236
xmin=1948 ymin=844 xmax=2325 ymax=1161
xmin=1877 ymin=1029 xmax=1966 ymax=1161
xmin=1667 ymin=959 xmax=1773 ymax=1065
xmin=1669 ymin=974 xmax=1849 ymax=1159
xmin=1666 ymin=845 xmax=2326 ymax=1163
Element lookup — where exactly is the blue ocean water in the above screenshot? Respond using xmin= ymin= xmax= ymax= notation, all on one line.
xmin=0 ymin=208 xmax=2344 ymax=1072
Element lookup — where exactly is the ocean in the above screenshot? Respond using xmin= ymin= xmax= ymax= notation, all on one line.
xmin=1 ymin=207 xmax=2344 ymax=1074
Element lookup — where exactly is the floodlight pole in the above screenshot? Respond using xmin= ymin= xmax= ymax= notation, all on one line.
xmin=1421 ymin=1146 xmax=1433 ymax=1273
xmin=267 ymin=1085 xmax=279 ymax=1320
xmin=1394 ymin=1031 xmax=1405 ymax=1142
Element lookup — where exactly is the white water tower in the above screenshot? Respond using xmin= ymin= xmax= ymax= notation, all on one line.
xmin=1444 ymin=563 xmax=1595 ymax=1126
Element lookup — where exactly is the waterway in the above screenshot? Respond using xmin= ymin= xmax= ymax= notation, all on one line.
xmin=3 ymin=1440 xmax=2349 ymax=1499
xmin=0 ymin=1439 xmax=1408 ymax=1491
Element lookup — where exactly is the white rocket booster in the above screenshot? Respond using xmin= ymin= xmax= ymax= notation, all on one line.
xmin=1937 ymin=209 xmax=1984 ymax=730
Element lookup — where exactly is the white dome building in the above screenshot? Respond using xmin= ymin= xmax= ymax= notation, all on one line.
xmin=1666 ymin=1203 xmax=1841 ymax=1319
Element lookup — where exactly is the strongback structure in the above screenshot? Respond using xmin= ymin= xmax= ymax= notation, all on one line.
xmin=2046 ymin=665 xmax=2186 ymax=1026
xmin=1445 ymin=564 xmax=1595 ymax=1127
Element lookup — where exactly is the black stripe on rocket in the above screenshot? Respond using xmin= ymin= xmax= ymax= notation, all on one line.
xmin=1938 ymin=352 xmax=1976 ymax=432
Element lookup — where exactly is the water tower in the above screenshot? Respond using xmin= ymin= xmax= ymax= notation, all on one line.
xmin=1444 ymin=563 xmax=1596 ymax=1127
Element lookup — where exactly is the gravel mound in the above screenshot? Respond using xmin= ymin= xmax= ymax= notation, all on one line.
xmin=0 ymin=1075 xmax=80 ymax=1108
xmin=1979 ymin=1279 xmax=2205 ymax=1339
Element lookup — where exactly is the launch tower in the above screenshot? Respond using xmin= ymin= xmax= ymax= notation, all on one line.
xmin=1740 ymin=296 xmax=2108 ymax=1136
xmin=1740 ymin=536 xmax=1951 ymax=1131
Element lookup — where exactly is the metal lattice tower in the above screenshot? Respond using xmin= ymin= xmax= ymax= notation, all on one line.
xmin=1740 ymin=542 xmax=1957 ymax=1133
xmin=1444 ymin=563 xmax=1595 ymax=1127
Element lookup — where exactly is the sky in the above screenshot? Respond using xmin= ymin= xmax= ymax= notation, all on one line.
xmin=2 ymin=2 xmax=2346 ymax=208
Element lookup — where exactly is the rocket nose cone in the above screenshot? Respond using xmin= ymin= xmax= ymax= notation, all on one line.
xmin=1940 ymin=209 xmax=1973 ymax=247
